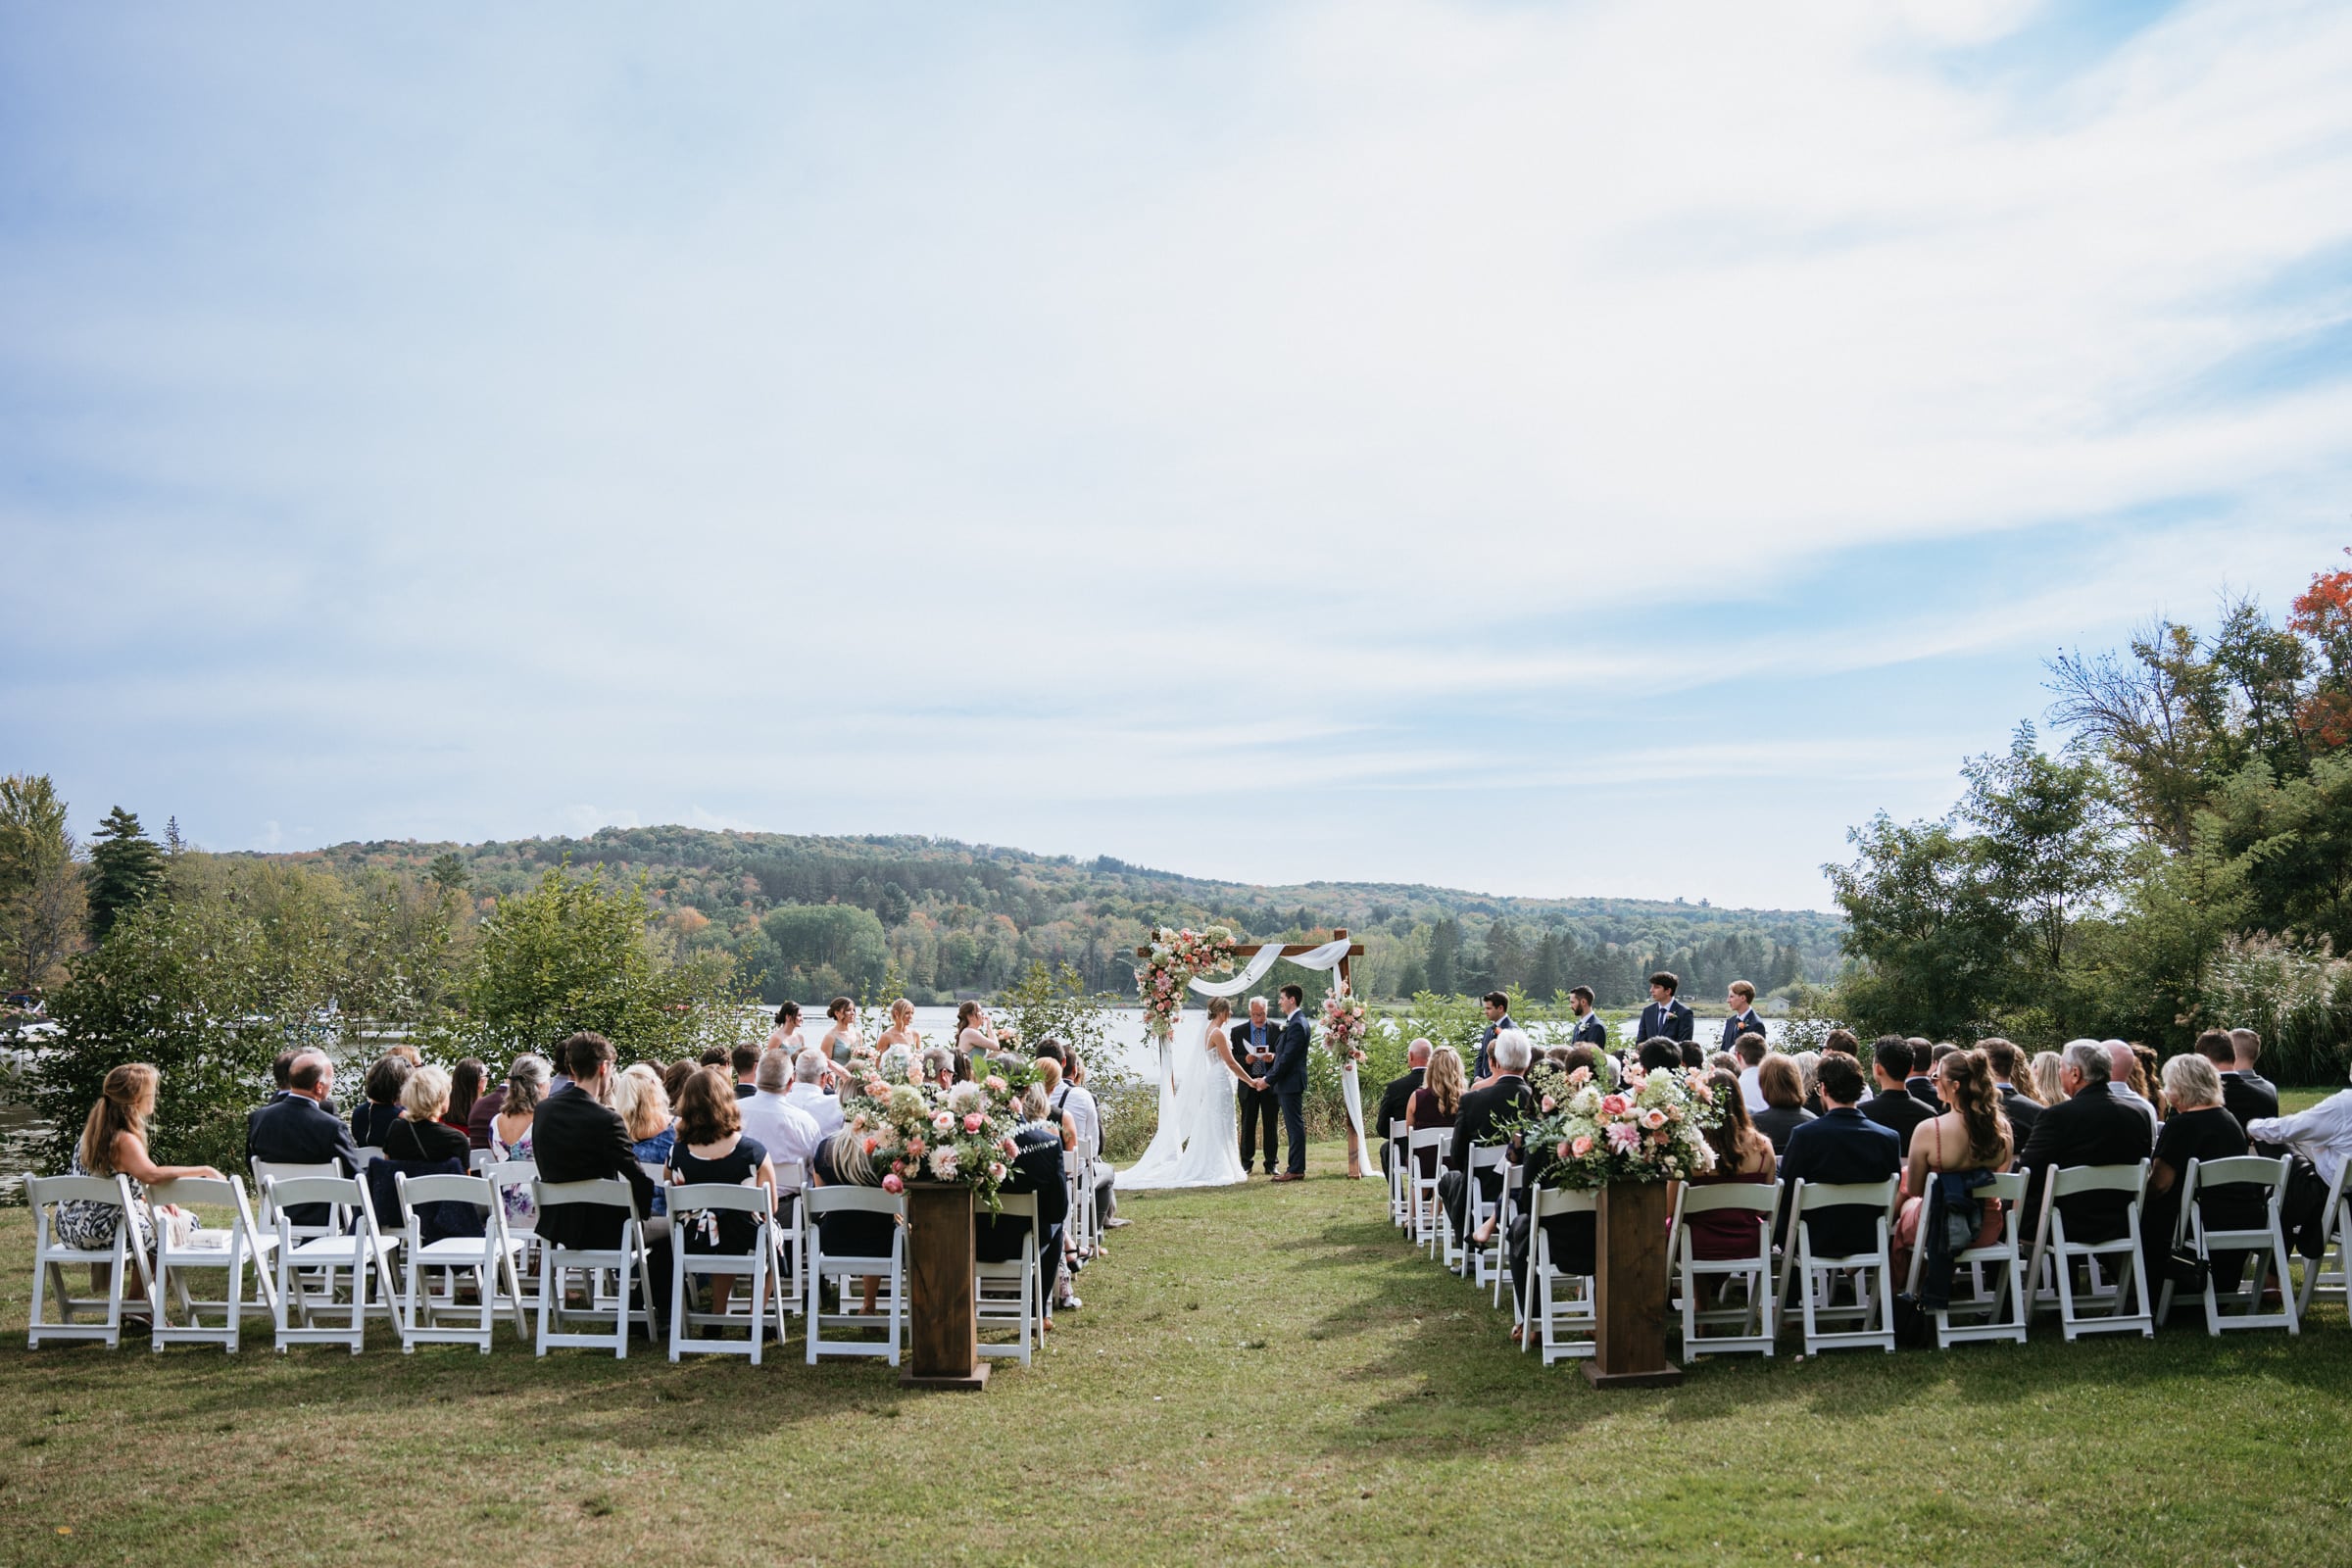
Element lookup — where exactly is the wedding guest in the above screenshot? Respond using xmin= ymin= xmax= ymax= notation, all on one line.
xmin=1680 ymin=1067 xmax=1776 ymax=1263
xmin=821 ymin=997 xmax=860 ymax=1065
xmin=1891 ymin=1048 xmax=2011 ymax=1289
xmin=876 ymin=999 xmax=919 ymax=1079
xmin=612 ymin=1064 xmax=676 ymax=1218
xmin=1032 ymin=1056 xmax=1080 ymax=1153
xmin=730 ymin=1042 xmax=761 ymax=1100
xmin=1637 ymin=972 xmax=1694 ymax=1046
xmin=352 ymin=1054 xmax=414 ymax=1148
xmin=919 ymin=1045 xmax=956 ymax=1090
xmin=383 ymin=1065 xmax=470 ymax=1165
xmin=739 ymin=1048 xmax=823 ymax=1179
xmin=535 ymin=1032 xmax=670 ymax=1327
xmin=1981 ymin=1039 xmax=2042 ymax=1142
xmin=809 ymin=1126 xmax=894 ymax=1315
xmin=2143 ymin=1052 xmax=2258 ymax=1290
xmin=247 ymin=1051 xmax=363 ymax=1230
xmin=446 ymin=1058 xmax=486 ymax=1137
xmin=1707 ymin=1050 xmax=1740 ymax=1075
xmin=2132 ymin=1045 xmax=2163 ymax=1110
xmin=1863 ymin=1036 xmax=1933 ymax=1154
xmin=1735 ymin=1034 xmax=1769 ymax=1112
xmin=2030 ymin=1050 xmax=2066 ymax=1110
xmin=1407 ymin=1045 xmax=1465 ymax=1182
xmin=661 ymin=1057 xmax=699 ymax=1104
xmin=1778 ymin=1054 xmax=1901 ymax=1256
xmin=765 ymin=1003 xmax=805 ymax=1055
xmin=786 ymin=1049 xmax=846 ymax=1138
xmin=1751 ymin=1054 xmax=1816 ymax=1155
xmin=55 ymin=1063 xmax=222 ymax=1294
xmin=1637 ymin=1038 xmax=1683 ymax=1074
xmin=2195 ymin=1029 xmax=2278 ymax=1131
xmin=1793 ymin=1051 xmax=1824 ymax=1115
xmin=2246 ymin=1059 xmax=2352 ymax=1191
xmin=699 ymin=1046 xmax=730 ymax=1069
xmin=1567 ymin=986 xmax=1608 ymax=1049
xmin=2230 ymin=1029 xmax=2279 ymax=1114
xmin=1234 ymin=997 xmax=1281 ymax=1175
xmin=1823 ymin=1028 xmax=1860 ymax=1056
xmin=979 ymin=1083 xmax=1073 ymax=1319
xmin=1055 ymin=1052 xmax=1118 ymax=1239
xmin=2099 ymin=1040 xmax=2161 ymax=1135
xmin=1376 ymin=1041 xmax=1432 ymax=1178
xmin=666 ymin=1067 xmax=774 ymax=1314
xmin=1903 ymin=1039 xmax=1939 ymax=1108
xmin=488 ymin=1054 xmax=551 ymax=1161
xmin=1721 ymin=981 xmax=1765 ymax=1054
xmin=1473 ymin=992 xmax=1516 ymax=1082
xmin=2017 ymin=1041 xmax=2154 ymax=1245
xmin=1442 ymin=1030 xmax=1537 ymax=1245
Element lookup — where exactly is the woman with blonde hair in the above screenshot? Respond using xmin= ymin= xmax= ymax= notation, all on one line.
xmin=2029 ymin=1051 xmax=2065 ymax=1109
xmin=1892 ymin=1047 xmax=2012 ymax=1290
xmin=809 ymin=1121 xmax=892 ymax=1315
xmin=383 ymin=1064 xmax=470 ymax=1165
xmin=53 ymin=1063 xmax=223 ymax=1294
xmin=613 ymin=1063 xmax=676 ymax=1215
xmin=1405 ymin=1045 xmax=1465 ymax=1180
xmin=876 ymin=999 xmax=919 ymax=1079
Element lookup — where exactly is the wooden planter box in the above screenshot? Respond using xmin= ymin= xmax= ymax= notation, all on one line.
xmin=902 ymin=1182 xmax=988 ymax=1391
xmin=1584 ymin=1179 xmax=1685 ymax=1389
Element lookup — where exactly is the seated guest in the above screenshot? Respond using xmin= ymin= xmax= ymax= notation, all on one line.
xmin=2246 ymin=1059 xmax=2352 ymax=1194
xmin=731 ymin=1042 xmax=761 ymax=1100
xmin=1635 ymin=1038 xmax=1682 ymax=1076
xmin=1735 ymin=1034 xmax=1768 ymax=1112
xmin=1822 ymin=1028 xmax=1859 ymax=1055
xmin=988 ymin=1083 xmax=1076 ymax=1318
xmin=247 ymin=1049 xmax=365 ymax=1226
xmin=1707 ymin=1050 xmax=1740 ymax=1075
xmin=661 ymin=1056 xmax=700 ymax=1105
xmin=1891 ymin=1048 xmax=2011 ymax=1291
xmin=533 ymin=1032 xmax=671 ymax=1326
xmin=1504 ymin=1046 xmax=1615 ymax=1344
xmin=2100 ymin=1040 xmax=2161 ymax=1135
xmin=1779 ymin=1053 xmax=1901 ymax=1256
xmin=2195 ymin=1028 xmax=2278 ymax=1134
xmin=1793 ymin=1050 xmax=1824 ymax=1114
xmin=57 ymin=1063 xmax=224 ymax=1287
xmin=465 ymin=1061 xmax=507 ymax=1152
xmin=2144 ymin=1052 xmax=2259 ymax=1290
xmin=1903 ymin=1039 xmax=1939 ymax=1108
xmin=2230 ymin=1028 xmax=2279 ymax=1114
xmin=1057 ymin=1052 xmax=1120 ymax=1238
xmin=919 ymin=1044 xmax=956 ymax=1091
xmin=613 ymin=1063 xmax=676 ymax=1217
xmin=808 ymin=1125 xmax=895 ymax=1316
xmin=489 ymin=1054 xmax=550 ymax=1161
xmin=1677 ymin=1066 xmax=1776 ymax=1268
xmin=247 ymin=1047 xmax=329 ymax=1146
xmin=1981 ymin=1038 xmax=2041 ymax=1143
xmin=699 ymin=1045 xmax=730 ymax=1069
xmin=2030 ymin=1051 xmax=2065 ymax=1110
xmin=1442 ymin=1030 xmax=1538 ymax=1247
xmin=666 ymin=1067 xmax=774 ymax=1314
xmin=740 ymin=1047 xmax=823 ymax=1177
xmin=382 ymin=1065 xmax=471 ymax=1165
xmin=445 ymin=1059 xmax=486 ymax=1138
xmin=1750 ymin=1054 xmax=1816 ymax=1156
xmin=1377 ymin=1040 xmax=1432 ymax=1178
xmin=1406 ymin=1045 xmax=1466 ymax=1183
xmin=786 ymin=1049 xmax=847 ymax=1137
xmin=2017 ymin=1040 xmax=2155 ymax=1246
xmin=351 ymin=1054 xmax=414 ymax=1148
xmin=1863 ymin=1036 xmax=1934 ymax=1154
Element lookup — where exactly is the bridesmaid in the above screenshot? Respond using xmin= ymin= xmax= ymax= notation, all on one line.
xmin=955 ymin=1001 xmax=996 ymax=1067
xmin=819 ymin=997 xmax=861 ymax=1068
xmin=876 ymin=999 xmax=920 ymax=1079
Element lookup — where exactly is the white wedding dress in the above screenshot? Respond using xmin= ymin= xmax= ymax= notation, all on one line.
xmin=1116 ymin=1017 xmax=1250 ymax=1190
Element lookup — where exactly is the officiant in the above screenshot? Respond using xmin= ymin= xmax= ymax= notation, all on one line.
xmin=1234 ymin=996 xmax=1281 ymax=1176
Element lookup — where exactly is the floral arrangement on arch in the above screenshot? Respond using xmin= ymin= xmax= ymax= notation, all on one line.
xmin=1319 ymin=989 xmax=1369 ymax=1061
xmin=837 ymin=1072 xmax=1024 ymax=1207
xmin=1133 ymin=924 xmax=1239 ymax=1040
xmin=1512 ymin=1060 xmax=1725 ymax=1188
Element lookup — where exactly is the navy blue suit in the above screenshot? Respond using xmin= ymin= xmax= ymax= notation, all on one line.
xmin=1269 ymin=1008 xmax=1312 ymax=1175
xmin=246 ymin=1093 xmax=365 ymax=1229
xmin=1638 ymin=999 xmax=1693 ymax=1044
xmin=1721 ymin=1009 xmax=1765 ymax=1052
xmin=1571 ymin=1011 xmax=1608 ymax=1049
xmin=1473 ymin=1015 xmax=1517 ymax=1080
xmin=1778 ymin=1105 xmax=1901 ymax=1258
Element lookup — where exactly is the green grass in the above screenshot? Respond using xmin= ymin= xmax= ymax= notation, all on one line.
xmin=0 ymin=1140 xmax=2347 ymax=1565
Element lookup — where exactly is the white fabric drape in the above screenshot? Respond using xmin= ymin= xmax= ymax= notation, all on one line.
xmin=1186 ymin=936 xmax=1355 ymax=997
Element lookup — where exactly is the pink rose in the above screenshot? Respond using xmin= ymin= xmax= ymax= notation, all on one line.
xmin=931 ymin=1110 xmax=954 ymax=1132
xmin=861 ymin=1137 xmax=878 ymax=1155
xmin=864 ymin=1078 xmax=887 ymax=1098
xmin=1641 ymin=1108 xmax=1667 ymax=1130
xmin=1571 ymin=1135 xmax=1593 ymax=1156
xmin=1568 ymin=1065 xmax=1592 ymax=1085
xmin=1541 ymin=1096 xmax=1557 ymax=1112
xmin=1600 ymin=1095 xmax=1629 ymax=1116
xmin=963 ymin=1112 xmax=984 ymax=1133
xmin=907 ymin=1137 xmax=926 ymax=1157
xmin=881 ymin=1173 xmax=904 ymax=1194
xmin=984 ymin=1076 xmax=1007 ymax=1094
xmin=1555 ymin=1140 xmax=1572 ymax=1160
xmin=1651 ymin=1129 xmax=1670 ymax=1146
xmin=988 ymin=1161 xmax=1006 ymax=1181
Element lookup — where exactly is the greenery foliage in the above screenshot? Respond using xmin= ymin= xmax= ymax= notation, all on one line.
xmin=83 ymin=806 xmax=166 ymax=943
xmin=0 ymin=773 xmax=85 ymax=993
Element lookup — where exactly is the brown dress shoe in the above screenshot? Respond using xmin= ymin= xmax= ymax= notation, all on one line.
xmin=1270 ymin=1172 xmax=1304 ymax=1183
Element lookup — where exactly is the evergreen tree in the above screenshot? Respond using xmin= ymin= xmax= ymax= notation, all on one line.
xmin=1527 ymin=931 xmax=1565 ymax=999
xmin=1426 ymin=916 xmax=1460 ymax=996
xmin=1484 ymin=919 xmax=1528 ymax=991
xmin=427 ymin=852 xmax=469 ymax=892
xmin=86 ymin=806 xmax=166 ymax=941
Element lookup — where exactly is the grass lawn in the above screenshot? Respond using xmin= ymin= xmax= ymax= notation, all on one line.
xmin=1 ymin=1134 xmax=2347 ymax=1566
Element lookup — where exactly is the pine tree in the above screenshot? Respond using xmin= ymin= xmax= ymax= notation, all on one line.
xmin=427 ymin=852 xmax=469 ymax=892
xmin=86 ymin=806 xmax=167 ymax=940
xmin=1527 ymin=931 xmax=1565 ymax=1000
xmin=1426 ymin=916 xmax=1460 ymax=997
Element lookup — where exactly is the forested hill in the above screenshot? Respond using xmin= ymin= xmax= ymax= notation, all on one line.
xmin=295 ymin=827 xmax=1845 ymax=1007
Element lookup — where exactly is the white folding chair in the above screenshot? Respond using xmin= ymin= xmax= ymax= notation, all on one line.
xmin=393 ymin=1171 xmax=528 ymax=1353
xmin=1407 ymin=1130 xmax=1446 ymax=1257
xmin=249 ymin=1158 xmax=343 ymax=1244
xmin=1896 ymin=1171 xmax=2028 ymax=1348
xmin=467 ymin=1148 xmax=498 ymax=1174
xmin=667 ymin=1183 xmax=775 ymax=1363
xmin=976 ymin=1191 xmax=1043 ymax=1365
xmin=1464 ymin=1144 xmax=1508 ymax=1285
xmin=803 ymin=1185 xmax=906 ymax=1365
xmin=1670 ymin=1182 xmax=1781 ymax=1357
xmin=1387 ymin=1128 xmax=1411 ymax=1228
xmin=769 ymin=1159 xmax=807 ymax=1317
xmin=482 ymin=1159 xmax=541 ymax=1309
xmin=531 ymin=1177 xmax=655 ymax=1358
xmin=2295 ymin=1157 xmax=2349 ymax=1320
xmin=1494 ymin=1164 xmax=1527 ymax=1311
xmin=24 ymin=1172 xmax=150 ymax=1348
xmin=1519 ymin=1187 xmax=1598 ymax=1363
xmin=144 ymin=1175 xmax=278 ymax=1352
xmin=267 ymin=1174 xmax=401 ymax=1354
xmin=349 ymin=1147 xmax=383 ymax=1168
xmin=1776 ymin=1178 xmax=1899 ymax=1354
xmin=2158 ymin=1155 xmax=2299 ymax=1337
xmin=2025 ymin=1161 xmax=2153 ymax=1341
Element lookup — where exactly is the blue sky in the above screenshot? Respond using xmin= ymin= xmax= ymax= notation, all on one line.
xmin=5 ymin=1 xmax=2350 ymax=910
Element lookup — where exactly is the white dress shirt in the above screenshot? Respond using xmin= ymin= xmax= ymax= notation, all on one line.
xmin=1737 ymin=1065 xmax=1766 ymax=1114
xmin=785 ymin=1081 xmax=845 ymax=1139
xmin=1054 ymin=1082 xmax=1102 ymax=1160
xmin=739 ymin=1090 xmax=823 ymax=1175
xmin=2248 ymin=1087 xmax=2352 ymax=1186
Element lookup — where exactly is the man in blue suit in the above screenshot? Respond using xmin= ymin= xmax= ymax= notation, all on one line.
xmin=1636 ymin=971 xmax=1693 ymax=1046
xmin=1567 ymin=986 xmax=1609 ymax=1049
xmin=1778 ymin=1054 xmax=1901 ymax=1256
xmin=1720 ymin=980 xmax=1766 ymax=1053
xmin=1267 ymin=984 xmax=1313 ymax=1181
xmin=1472 ymin=992 xmax=1515 ymax=1080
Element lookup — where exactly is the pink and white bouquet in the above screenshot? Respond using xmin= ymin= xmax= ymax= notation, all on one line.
xmin=1319 ymin=991 xmax=1369 ymax=1059
xmin=838 ymin=1075 xmax=1023 ymax=1205
xmin=1133 ymin=924 xmax=1239 ymax=1040
xmin=1513 ymin=1060 xmax=1723 ymax=1188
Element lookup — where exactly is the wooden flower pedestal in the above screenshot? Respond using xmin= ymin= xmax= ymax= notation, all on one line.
xmin=1583 ymin=1180 xmax=1685 ymax=1389
xmin=901 ymin=1182 xmax=989 ymax=1391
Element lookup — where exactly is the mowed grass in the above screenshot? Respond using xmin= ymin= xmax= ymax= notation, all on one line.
xmin=0 ymin=1136 xmax=2347 ymax=1567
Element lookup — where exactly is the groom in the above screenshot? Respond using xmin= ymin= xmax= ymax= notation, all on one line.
xmin=1267 ymin=983 xmax=1311 ymax=1182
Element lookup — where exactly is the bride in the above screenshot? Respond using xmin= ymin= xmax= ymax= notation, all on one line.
xmin=1116 ymin=997 xmax=1262 ymax=1190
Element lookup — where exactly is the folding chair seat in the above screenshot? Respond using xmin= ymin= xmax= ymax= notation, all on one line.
xmin=1464 ymin=1144 xmax=1507 ymax=1284
xmin=2295 ymin=1157 xmax=2349 ymax=1320
xmin=1406 ymin=1130 xmax=1447 ymax=1258
xmin=769 ymin=1160 xmax=806 ymax=1318
xmin=467 ymin=1148 xmax=499 ymax=1174
xmin=394 ymin=1171 xmax=527 ymax=1353
xmin=667 ymin=1182 xmax=775 ymax=1363
xmin=144 ymin=1176 xmax=278 ymax=1352
xmin=24 ymin=1172 xmax=149 ymax=1348
xmin=531 ymin=1177 xmax=655 ymax=1358
xmin=1670 ymin=1181 xmax=1781 ymax=1356
xmin=2025 ymin=1161 xmax=2153 ymax=1341
xmin=267 ymin=1174 xmax=401 ymax=1353
xmin=349 ymin=1147 xmax=382 ymax=1168
xmin=1777 ymin=1178 xmax=1899 ymax=1354
xmin=975 ymin=1191 xmax=1043 ymax=1366
xmin=803 ymin=1185 xmax=906 ymax=1365
xmin=1896 ymin=1172 xmax=2027 ymax=1348
xmin=1493 ymin=1164 xmax=1527 ymax=1311
xmin=1519 ymin=1187 xmax=1597 ymax=1362
xmin=250 ymin=1159 xmax=344 ymax=1245
xmin=2158 ymin=1155 xmax=2299 ymax=1336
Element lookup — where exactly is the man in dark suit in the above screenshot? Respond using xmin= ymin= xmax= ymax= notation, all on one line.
xmin=2197 ymin=1029 xmax=2278 ymax=1132
xmin=1267 ymin=985 xmax=1313 ymax=1182
xmin=1234 ymin=997 xmax=1282 ymax=1175
xmin=1472 ymin=992 xmax=1515 ymax=1081
xmin=1861 ymin=1036 xmax=1934 ymax=1154
xmin=2229 ymin=1029 xmax=2280 ymax=1120
xmin=246 ymin=1051 xmax=365 ymax=1229
xmin=1636 ymin=972 xmax=1693 ymax=1047
xmin=1902 ymin=1039 xmax=1940 ymax=1108
xmin=1982 ymin=1038 xmax=2042 ymax=1147
xmin=1720 ymin=980 xmax=1765 ymax=1054
xmin=2017 ymin=1041 xmax=2155 ymax=1246
xmin=1778 ymin=1054 xmax=1901 ymax=1258
xmin=1566 ymin=986 xmax=1608 ymax=1049
xmin=533 ymin=1031 xmax=673 ymax=1323
xmin=1374 ymin=1040 xmax=1430 ymax=1179
xmin=731 ymin=1042 xmax=761 ymax=1100
xmin=1440 ymin=1029 xmax=1539 ymax=1243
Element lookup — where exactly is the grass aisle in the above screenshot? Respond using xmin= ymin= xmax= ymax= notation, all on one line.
xmin=2 ymin=1142 xmax=2349 ymax=1565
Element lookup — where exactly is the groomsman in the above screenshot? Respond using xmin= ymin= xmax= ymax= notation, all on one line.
xmin=1567 ymin=986 xmax=1608 ymax=1049
xmin=1720 ymin=980 xmax=1765 ymax=1053
xmin=1472 ymin=991 xmax=1515 ymax=1081
xmin=1636 ymin=971 xmax=1694 ymax=1044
